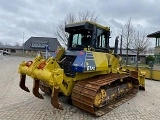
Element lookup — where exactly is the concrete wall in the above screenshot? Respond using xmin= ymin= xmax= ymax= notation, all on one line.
xmin=140 ymin=57 xmax=146 ymax=64
xmin=154 ymin=47 xmax=160 ymax=54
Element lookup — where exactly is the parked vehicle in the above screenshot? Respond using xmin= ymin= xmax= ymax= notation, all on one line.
xmin=3 ymin=51 xmax=10 ymax=55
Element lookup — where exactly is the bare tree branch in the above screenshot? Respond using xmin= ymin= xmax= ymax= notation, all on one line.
xmin=0 ymin=41 xmax=3 ymax=45
xmin=14 ymin=42 xmax=21 ymax=46
xmin=54 ymin=11 xmax=99 ymax=46
xmin=131 ymin=31 xmax=151 ymax=53
xmin=122 ymin=18 xmax=135 ymax=65
xmin=130 ymin=31 xmax=151 ymax=67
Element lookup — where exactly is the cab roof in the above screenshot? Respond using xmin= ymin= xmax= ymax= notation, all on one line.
xmin=65 ymin=21 xmax=110 ymax=32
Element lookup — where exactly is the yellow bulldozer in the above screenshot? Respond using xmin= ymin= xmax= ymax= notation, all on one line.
xmin=18 ymin=21 xmax=145 ymax=116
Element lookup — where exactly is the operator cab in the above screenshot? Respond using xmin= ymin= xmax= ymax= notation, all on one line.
xmin=65 ymin=21 xmax=110 ymax=52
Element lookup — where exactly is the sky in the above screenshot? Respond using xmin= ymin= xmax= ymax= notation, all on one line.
xmin=0 ymin=0 xmax=159 ymax=47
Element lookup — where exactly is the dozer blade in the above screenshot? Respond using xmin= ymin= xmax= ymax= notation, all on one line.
xmin=33 ymin=79 xmax=44 ymax=99
xmin=51 ymin=88 xmax=63 ymax=110
xmin=19 ymin=74 xmax=30 ymax=92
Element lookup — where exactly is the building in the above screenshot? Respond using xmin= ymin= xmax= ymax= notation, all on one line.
xmin=147 ymin=31 xmax=160 ymax=64
xmin=110 ymin=47 xmax=146 ymax=64
xmin=117 ymin=49 xmax=146 ymax=64
xmin=23 ymin=37 xmax=61 ymax=56
xmin=0 ymin=37 xmax=61 ymax=56
xmin=0 ymin=45 xmax=23 ymax=55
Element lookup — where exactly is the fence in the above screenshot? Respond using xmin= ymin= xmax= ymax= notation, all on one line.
xmin=0 ymin=50 xmax=3 ymax=59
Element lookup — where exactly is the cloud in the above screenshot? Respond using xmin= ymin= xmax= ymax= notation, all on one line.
xmin=0 ymin=0 xmax=159 ymax=47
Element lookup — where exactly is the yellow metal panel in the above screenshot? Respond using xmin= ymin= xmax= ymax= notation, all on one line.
xmin=152 ymin=70 xmax=160 ymax=80
xmin=141 ymin=68 xmax=160 ymax=81
xmin=92 ymin=52 xmax=108 ymax=71
xmin=122 ymin=66 xmax=146 ymax=88
xmin=124 ymin=66 xmax=160 ymax=81
xmin=139 ymin=68 xmax=150 ymax=79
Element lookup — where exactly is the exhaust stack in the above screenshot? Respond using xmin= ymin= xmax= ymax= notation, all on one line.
xmin=114 ymin=36 xmax=119 ymax=54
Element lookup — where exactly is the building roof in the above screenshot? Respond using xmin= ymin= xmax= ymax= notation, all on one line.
xmin=109 ymin=47 xmax=146 ymax=56
xmin=24 ymin=37 xmax=61 ymax=51
xmin=0 ymin=45 xmax=22 ymax=49
xmin=147 ymin=31 xmax=160 ymax=38
xmin=117 ymin=49 xmax=146 ymax=56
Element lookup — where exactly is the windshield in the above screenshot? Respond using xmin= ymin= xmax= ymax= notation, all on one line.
xmin=71 ymin=31 xmax=92 ymax=48
xmin=72 ymin=34 xmax=82 ymax=47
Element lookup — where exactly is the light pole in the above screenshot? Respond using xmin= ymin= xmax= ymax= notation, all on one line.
xmin=23 ymin=32 xmax=25 ymax=56
xmin=136 ymin=31 xmax=139 ymax=70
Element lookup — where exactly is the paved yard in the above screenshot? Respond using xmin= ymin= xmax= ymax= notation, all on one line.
xmin=0 ymin=56 xmax=160 ymax=120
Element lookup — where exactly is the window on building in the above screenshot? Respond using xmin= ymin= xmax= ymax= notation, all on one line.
xmin=11 ymin=49 xmax=16 ymax=53
xmin=131 ymin=56 xmax=134 ymax=61
xmin=31 ymin=42 xmax=47 ymax=48
xmin=123 ymin=57 xmax=126 ymax=60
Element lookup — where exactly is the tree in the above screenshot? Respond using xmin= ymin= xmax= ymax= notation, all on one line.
xmin=146 ymin=47 xmax=154 ymax=54
xmin=122 ymin=18 xmax=135 ymax=65
xmin=54 ymin=11 xmax=99 ymax=46
xmin=122 ymin=18 xmax=151 ymax=66
xmin=4 ymin=43 xmax=12 ymax=46
xmin=14 ymin=42 xmax=21 ymax=46
xmin=130 ymin=31 xmax=151 ymax=67
xmin=146 ymin=55 xmax=155 ymax=64
xmin=0 ymin=41 xmax=3 ymax=45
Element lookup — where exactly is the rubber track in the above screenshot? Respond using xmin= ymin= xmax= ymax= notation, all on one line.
xmin=71 ymin=73 xmax=139 ymax=116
